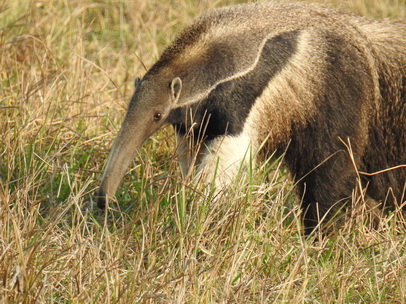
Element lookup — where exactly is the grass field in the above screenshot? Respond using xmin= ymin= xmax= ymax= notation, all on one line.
xmin=1 ymin=0 xmax=405 ymax=302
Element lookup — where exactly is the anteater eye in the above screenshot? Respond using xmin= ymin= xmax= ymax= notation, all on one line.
xmin=153 ymin=112 xmax=162 ymax=122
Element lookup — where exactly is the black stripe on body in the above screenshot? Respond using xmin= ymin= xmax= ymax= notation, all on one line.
xmin=168 ymin=30 xmax=300 ymax=141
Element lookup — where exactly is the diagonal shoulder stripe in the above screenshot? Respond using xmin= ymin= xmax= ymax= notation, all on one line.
xmin=169 ymin=30 xmax=300 ymax=139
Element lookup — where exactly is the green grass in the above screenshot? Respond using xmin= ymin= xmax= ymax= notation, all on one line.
xmin=1 ymin=0 xmax=405 ymax=302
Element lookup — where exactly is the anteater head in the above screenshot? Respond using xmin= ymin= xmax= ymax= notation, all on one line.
xmin=97 ymin=74 xmax=183 ymax=208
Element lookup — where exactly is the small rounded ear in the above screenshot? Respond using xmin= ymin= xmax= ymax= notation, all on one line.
xmin=170 ymin=77 xmax=182 ymax=102
xmin=134 ymin=77 xmax=141 ymax=89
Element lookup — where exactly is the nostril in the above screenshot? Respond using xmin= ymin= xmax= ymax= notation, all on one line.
xmin=96 ymin=190 xmax=107 ymax=209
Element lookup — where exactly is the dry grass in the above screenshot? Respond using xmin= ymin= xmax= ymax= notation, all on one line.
xmin=1 ymin=0 xmax=405 ymax=303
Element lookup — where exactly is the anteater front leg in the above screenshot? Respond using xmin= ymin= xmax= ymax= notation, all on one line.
xmin=189 ymin=134 xmax=251 ymax=191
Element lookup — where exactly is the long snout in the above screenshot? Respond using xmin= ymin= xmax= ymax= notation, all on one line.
xmin=97 ymin=118 xmax=148 ymax=208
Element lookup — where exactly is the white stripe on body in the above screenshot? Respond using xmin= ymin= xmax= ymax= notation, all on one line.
xmin=176 ymin=132 xmax=252 ymax=189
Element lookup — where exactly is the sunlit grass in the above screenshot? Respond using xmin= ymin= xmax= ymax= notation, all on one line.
xmin=0 ymin=0 xmax=405 ymax=302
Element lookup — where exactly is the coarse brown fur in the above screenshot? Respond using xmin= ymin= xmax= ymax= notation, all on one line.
xmin=97 ymin=2 xmax=406 ymax=234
